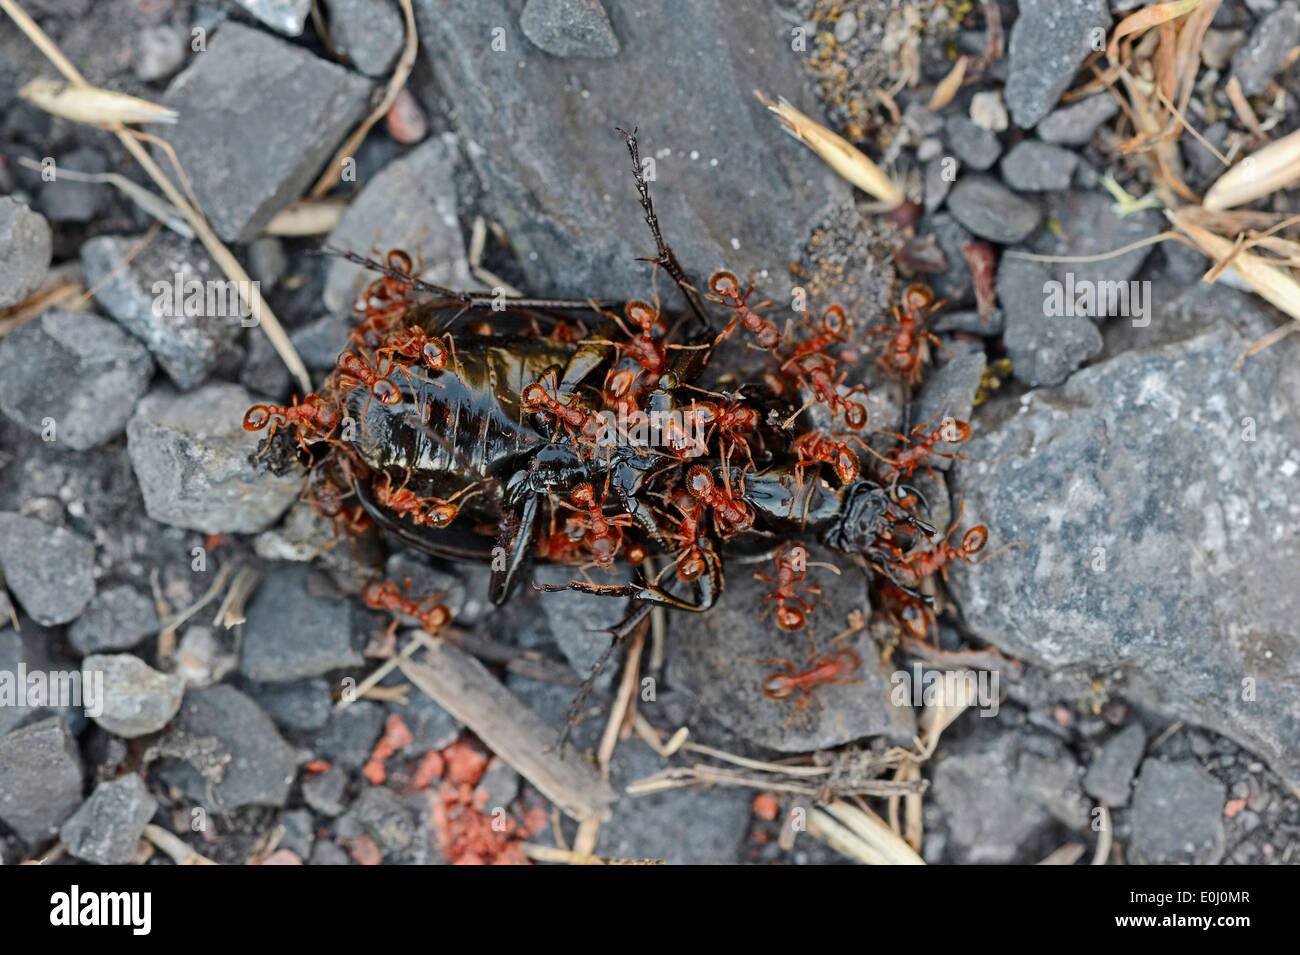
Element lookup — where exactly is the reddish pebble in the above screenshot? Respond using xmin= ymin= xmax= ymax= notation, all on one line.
xmin=752 ymin=793 xmax=779 ymax=821
xmin=1224 ymin=798 xmax=1247 ymax=818
xmin=302 ymin=760 xmax=331 ymax=774
xmin=347 ymin=835 xmax=382 ymax=866
xmin=386 ymin=87 xmax=428 ymax=144
xmin=362 ymin=758 xmax=386 ymax=785
xmin=444 ymin=741 xmax=489 ymax=786
xmin=411 ymin=750 xmax=446 ymax=789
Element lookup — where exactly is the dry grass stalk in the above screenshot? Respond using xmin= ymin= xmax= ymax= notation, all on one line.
xmin=1203 ymin=127 xmax=1300 ymax=212
xmin=808 ymin=800 xmax=925 ymax=865
xmin=520 ymin=843 xmax=663 ymax=865
xmin=753 ymin=90 xmax=903 ymax=208
xmin=263 ymin=198 xmax=348 ymax=236
xmin=19 ymin=77 xmax=177 ymax=124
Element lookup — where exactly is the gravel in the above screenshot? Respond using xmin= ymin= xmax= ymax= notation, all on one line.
xmin=231 ymin=0 xmax=311 ymax=37
xmin=155 ymin=22 xmax=372 ymax=242
xmin=0 ymin=197 xmax=52 ymax=309
xmin=0 ymin=513 xmax=95 ymax=626
xmin=126 ymin=383 xmax=305 ymax=534
xmin=312 ymin=700 xmax=386 ymax=770
xmin=999 ymin=140 xmax=1079 ymax=192
xmin=59 ymin=775 xmax=157 ymax=865
xmin=519 ymin=0 xmax=620 ymax=57
xmin=0 ymin=308 xmax=153 ymax=450
xmin=995 ymin=255 xmax=1103 ymax=387
xmin=83 ymin=653 xmax=185 ymax=738
xmin=239 ymin=565 xmax=361 ymax=683
xmin=322 ymin=0 xmax=406 ymax=76
xmin=1231 ymin=1 xmax=1300 ymax=95
xmin=37 ymin=146 xmax=105 ymax=223
xmin=1036 ymin=95 xmax=1121 ymax=146
xmin=0 ymin=717 xmax=84 ymax=845
xmin=943 ymin=115 xmax=1002 ymax=171
xmin=302 ymin=766 xmax=349 ymax=816
xmin=946 ymin=175 xmax=1041 ymax=244
xmin=68 ymin=586 xmax=160 ymax=655
xmin=1004 ymin=0 xmax=1112 ymax=129
xmin=1084 ymin=722 xmax=1146 ymax=808
xmin=249 ymin=677 xmax=334 ymax=732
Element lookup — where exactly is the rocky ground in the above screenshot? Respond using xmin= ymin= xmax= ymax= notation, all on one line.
xmin=0 ymin=0 xmax=1298 ymax=865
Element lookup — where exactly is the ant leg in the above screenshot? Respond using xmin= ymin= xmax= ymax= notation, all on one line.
xmin=557 ymin=601 xmax=651 ymax=756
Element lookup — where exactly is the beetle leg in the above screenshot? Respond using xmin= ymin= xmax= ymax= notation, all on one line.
xmin=557 ymin=602 xmax=652 ymax=756
xmin=489 ymin=492 xmax=539 ymax=605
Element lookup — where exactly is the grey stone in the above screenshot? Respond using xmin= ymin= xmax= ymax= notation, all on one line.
xmin=1005 ymin=0 xmax=1112 ymax=129
xmin=913 ymin=348 xmax=987 ymax=464
xmin=313 ymin=700 xmax=385 ymax=769
xmin=323 ymin=0 xmax=406 ymax=76
xmin=1000 ymin=140 xmax=1079 ymax=192
xmin=0 ymin=197 xmax=51 ymax=309
xmin=352 ymin=785 xmax=414 ymax=854
xmin=322 ymin=134 xmax=473 ymax=312
xmin=230 ymin=0 xmax=310 ymax=36
xmin=135 ymin=24 xmax=188 ymax=82
xmin=160 ymin=684 xmax=295 ymax=808
xmin=309 ymin=840 xmax=350 ymax=864
xmin=0 ymin=513 xmax=95 ymax=626
xmin=240 ymin=566 xmax=360 ymax=682
xmin=947 ymin=175 xmax=1041 ymax=244
xmin=289 ymin=313 xmax=353 ymax=372
xmin=923 ymin=155 xmax=955 ymax=213
xmin=250 ymin=677 xmax=333 ymax=731
xmin=0 ymin=718 xmax=83 ymax=844
xmin=81 ymin=232 xmax=243 ymax=389
xmin=1231 ymin=1 xmax=1300 ymax=96
xmin=1084 ymin=722 xmax=1146 ymax=807
xmin=155 ymin=23 xmax=372 ymax=241
xmin=932 ymin=306 xmax=1004 ymax=336
xmin=996 ymin=256 xmax=1103 ymax=387
xmin=1127 ymin=759 xmax=1226 ymax=863
xmin=0 ymin=309 xmax=154 ymax=451
xmin=0 ymin=623 xmax=84 ymax=736
xmin=947 ymin=321 xmax=1300 ymax=791
xmin=666 ymin=542 xmax=915 ymax=752
xmin=1200 ymin=28 xmax=1247 ymax=71
xmin=38 ymin=147 xmax=105 ymax=222
xmin=1036 ymin=95 xmax=1121 ymax=146
xmin=414 ymin=0 xmax=855 ymax=302
xmin=943 ymin=115 xmax=1002 ymax=171
xmin=59 ymin=775 xmax=157 ymax=865
xmin=383 ymin=682 xmax=459 ymax=752
xmin=473 ymin=758 xmax=519 ymax=812
xmin=595 ymin=739 xmax=750 ymax=864
xmin=126 ymin=383 xmax=304 ymax=533
xmin=1028 ymin=191 xmax=1162 ymax=293
xmin=68 ymin=586 xmax=160 ymax=655
xmin=520 ymin=0 xmax=619 ymax=58
xmin=924 ymin=213 xmax=975 ymax=306
xmin=302 ymin=765 xmax=348 ymax=815
xmin=84 ymin=653 xmax=184 ymax=738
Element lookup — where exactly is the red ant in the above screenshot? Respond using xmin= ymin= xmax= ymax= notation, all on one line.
xmin=243 ymin=393 xmax=340 ymax=442
xmin=872 ymin=414 xmax=973 ymax=484
xmin=689 ymin=399 xmax=760 ymax=468
xmin=885 ymin=498 xmax=1025 ymax=588
xmin=760 ymin=648 xmax=862 ymax=701
xmin=353 ymin=249 xmax=424 ymax=346
xmin=377 ymin=324 xmax=456 ymax=377
xmin=780 ymin=303 xmax=850 ymax=373
xmin=562 ymin=482 xmax=636 ymax=569
xmin=519 ymin=370 xmax=608 ymax=445
xmin=754 ymin=543 xmax=820 ymax=631
xmin=361 ymin=577 xmax=451 ymax=638
xmin=659 ymin=487 xmax=710 ymax=582
xmin=307 ymin=471 xmax=371 ymax=539
xmin=590 ymin=298 xmax=668 ymax=389
xmin=336 ymin=349 xmax=402 ymax=407
xmin=708 ymin=271 xmax=782 ymax=351
xmin=791 ymin=430 xmax=865 ymax=484
xmin=875 ymin=580 xmax=934 ymax=641
xmin=784 ymin=353 xmax=869 ymax=430
xmin=685 ymin=464 xmax=753 ymax=536
xmin=373 ymin=471 xmax=482 ymax=528
xmin=869 ymin=283 xmax=944 ymax=385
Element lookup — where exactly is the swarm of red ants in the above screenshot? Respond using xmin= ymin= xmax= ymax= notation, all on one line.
xmin=244 ymin=130 xmax=1018 ymax=746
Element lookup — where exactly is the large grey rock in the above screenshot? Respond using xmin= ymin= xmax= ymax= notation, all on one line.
xmin=250 ymin=677 xmax=334 ymax=731
xmin=1127 ymin=759 xmax=1226 ymax=863
xmin=126 ymin=383 xmax=304 ymax=533
xmin=59 ymin=775 xmax=157 ymax=865
xmin=414 ymin=0 xmax=854 ymax=302
xmin=1005 ymin=0 xmax=1112 ymax=129
xmin=0 ymin=197 xmax=51 ymax=309
xmin=0 ymin=717 xmax=84 ymax=844
xmin=947 ymin=175 xmax=1041 ymax=244
xmin=84 ymin=653 xmax=185 ymax=738
xmin=948 ymin=321 xmax=1300 ymax=791
xmin=1084 ymin=722 xmax=1145 ymax=807
xmin=322 ymin=134 xmax=474 ymax=312
xmin=81 ymin=232 xmax=243 ymax=389
xmin=667 ymin=543 xmax=915 ymax=752
xmin=239 ymin=565 xmax=361 ymax=682
xmin=0 ymin=624 xmax=84 ymax=737
xmin=1231 ymin=1 xmax=1300 ymax=96
xmin=159 ymin=684 xmax=295 ymax=809
xmin=0 ymin=513 xmax=95 ymax=626
xmin=323 ymin=0 xmax=406 ymax=76
xmin=520 ymin=0 xmax=619 ymax=57
xmin=155 ymin=23 xmax=372 ymax=241
xmin=0 ymin=309 xmax=153 ymax=450
xmin=68 ymin=586 xmax=160 ymax=655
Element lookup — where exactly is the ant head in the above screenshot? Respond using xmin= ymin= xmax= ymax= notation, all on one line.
xmin=624 ymin=299 xmax=658 ymax=334
xmin=822 ymin=304 xmax=847 ymax=334
xmin=831 ymin=648 xmax=862 ymax=672
xmin=242 ymin=405 xmax=271 ymax=431
xmin=902 ymin=283 xmax=934 ymax=314
xmin=604 ymin=368 xmax=638 ymax=400
xmin=686 ymin=465 xmax=715 ymax=499
xmin=372 ymin=379 xmax=401 ymax=405
xmin=677 ymin=548 xmax=706 ymax=582
xmin=762 ymin=672 xmax=798 ymax=700
xmin=422 ymin=340 xmax=448 ymax=370
xmin=774 ymin=605 xmax=806 ymax=632
xmin=423 ymin=604 xmax=451 ymax=631
xmin=571 ymin=483 xmax=597 ymax=507
xmin=361 ymin=580 xmax=386 ymax=604
xmin=725 ymin=405 xmax=759 ymax=431
xmin=386 ymin=249 xmax=414 ymax=273
xmin=962 ymin=525 xmax=989 ymax=555
xmin=833 ymin=447 xmax=860 ymax=484
xmin=842 ymin=401 xmax=868 ymax=430
xmin=428 ymin=503 xmax=457 ymax=527
xmin=709 ymin=270 xmax=740 ymax=297
xmin=520 ymin=383 xmax=548 ymax=408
